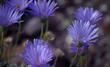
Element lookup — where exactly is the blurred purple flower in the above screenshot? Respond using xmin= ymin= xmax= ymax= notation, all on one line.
xmin=7 ymin=0 xmax=33 ymax=10
xmin=29 ymin=0 xmax=58 ymax=17
xmin=21 ymin=39 xmax=54 ymax=67
xmin=0 ymin=5 xmax=23 ymax=26
xmin=74 ymin=7 xmax=102 ymax=24
xmin=67 ymin=20 xmax=99 ymax=53
xmin=28 ymin=64 xmax=52 ymax=67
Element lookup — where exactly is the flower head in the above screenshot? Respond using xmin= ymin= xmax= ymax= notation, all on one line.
xmin=74 ymin=7 xmax=102 ymax=24
xmin=21 ymin=39 xmax=53 ymax=66
xmin=67 ymin=20 xmax=99 ymax=53
xmin=7 ymin=0 xmax=33 ymax=10
xmin=29 ymin=0 xmax=58 ymax=17
xmin=0 ymin=5 xmax=23 ymax=26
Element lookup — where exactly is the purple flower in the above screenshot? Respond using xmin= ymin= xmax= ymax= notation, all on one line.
xmin=28 ymin=0 xmax=58 ymax=17
xmin=28 ymin=64 xmax=52 ymax=67
xmin=0 ymin=5 xmax=23 ymax=26
xmin=6 ymin=0 xmax=33 ymax=10
xmin=74 ymin=7 xmax=102 ymax=24
xmin=67 ymin=20 xmax=99 ymax=53
xmin=21 ymin=39 xmax=54 ymax=67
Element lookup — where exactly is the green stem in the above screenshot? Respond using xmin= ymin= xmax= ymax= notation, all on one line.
xmin=0 ymin=27 xmax=4 ymax=56
xmin=85 ymin=49 xmax=88 ymax=67
xmin=1 ymin=32 xmax=4 ymax=45
xmin=12 ymin=22 xmax=21 ymax=63
xmin=76 ymin=59 xmax=80 ymax=67
xmin=46 ymin=20 xmax=48 ymax=33
xmin=69 ymin=53 xmax=78 ymax=67
xmin=14 ymin=22 xmax=21 ymax=47
xmin=76 ymin=47 xmax=81 ymax=67
xmin=0 ymin=31 xmax=4 ymax=58
xmin=1 ymin=31 xmax=4 ymax=45
xmin=76 ymin=54 xmax=83 ymax=67
xmin=79 ymin=55 xmax=83 ymax=67
xmin=43 ymin=20 xmax=48 ymax=40
xmin=40 ymin=23 xmax=44 ymax=39
xmin=0 ymin=26 xmax=4 ymax=44
xmin=69 ymin=46 xmax=80 ymax=67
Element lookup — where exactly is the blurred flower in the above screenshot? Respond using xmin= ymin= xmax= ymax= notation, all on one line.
xmin=21 ymin=39 xmax=54 ymax=67
xmin=0 ymin=5 xmax=23 ymax=27
xmin=28 ymin=64 xmax=52 ymax=67
xmin=6 ymin=0 xmax=33 ymax=10
xmin=23 ymin=17 xmax=41 ymax=35
xmin=29 ymin=0 xmax=58 ymax=17
xmin=67 ymin=20 xmax=99 ymax=53
xmin=74 ymin=7 xmax=102 ymax=24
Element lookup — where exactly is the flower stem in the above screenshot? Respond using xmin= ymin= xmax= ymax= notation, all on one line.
xmin=14 ymin=22 xmax=22 ymax=47
xmin=41 ymin=19 xmax=48 ymax=40
xmin=69 ymin=46 xmax=80 ymax=67
xmin=76 ymin=47 xmax=81 ymax=67
xmin=69 ymin=53 xmax=78 ymax=67
xmin=43 ymin=20 xmax=48 ymax=40
xmin=0 ymin=31 xmax=4 ymax=59
xmin=0 ymin=26 xmax=4 ymax=44
xmin=46 ymin=20 xmax=48 ymax=33
xmin=12 ymin=22 xmax=21 ymax=64
xmin=54 ymin=56 xmax=58 ymax=67
xmin=40 ymin=23 xmax=44 ymax=39
xmin=80 ymin=55 xmax=83 ymax=67
xmin=76 ymin=60 xmax=80 ymax=67
xmin=85 ymin=48 xmax=88 ymax=67
xmin=0 ymin=27 xmax=4 ymax=56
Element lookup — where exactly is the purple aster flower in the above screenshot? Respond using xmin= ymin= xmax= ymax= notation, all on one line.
xmin=21 ymin=39 xmax=54 ymax=67
xmin=6 ymin=0 xmax=33 ymax=10
xmin=28 ymin=0 xmax=58 ymax=17
xmin=0 ymin=5 xmax=23 ymax=27
xmin=74 ymin=7 xmax=102 ymax=24
xmin=67 ymin=20 xmax=99 ymax=53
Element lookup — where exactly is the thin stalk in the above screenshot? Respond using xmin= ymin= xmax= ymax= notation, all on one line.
xmin=40 ymin=23 xmax=44 ymax=39
xmin=76 ymin=59 xmax=80 ymax=67
xmin=40 ymin=20 xmax=48 ymax=39
xmin=79 ymin=55 xmax=83 ymax=67
xmin=0 ymin=26 xmax=4 ymax=53
xmin=0 ymin=26 xmax=4 ymax=45
xmin=12 ymin=22 xmax=22 ymax=64
xmin=44 ymin=20 xmax=48 ymax=40
xmin=54 ymin=56 xmax=58 ymax=67
xmin=69 ymin=53 xmax=78 ymax=67
xmin=46 ymin=20 xmax=48 ymax=33
xmin=0 ymin=31 xmax=4 ymax=57
xmin=76 ymin=47 xmax=80 ymax=67
xmin=85 ymin=49 xmax=88 ymax=67
xmin=14 ymin=22 xmax=21 ymax=47
xmin=7 ymin=47 xmax=10 ymax=64
xmin=69 ymin=46 xmax=80 ymax=67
